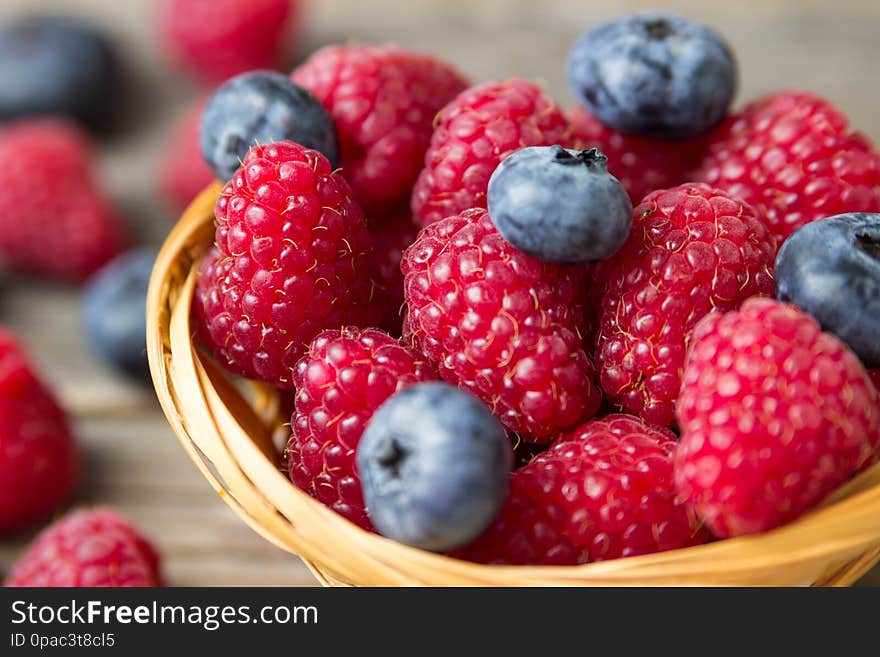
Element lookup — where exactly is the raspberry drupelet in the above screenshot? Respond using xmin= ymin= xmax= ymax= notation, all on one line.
xmin=292 ymin=45 xmax=468 ymax=214
xmin=411 ymin=79 xmax=573 ymax=227
xmin=193 ymin=140 xmax=378 ymax=389
xmin=288 ymin=327 xmax=436 ymax=529
xmin=698 ymin=90 xmax=880 ymax=245
xmin=594 ymin=182 xmax=776 ymax=427
xmin=675 ymin=298 xmax=880 ymax=537
xmin=402 ymin=207 xmax=601 ymax=441
xmin=455 ymin=414 xmax=709 ymax=565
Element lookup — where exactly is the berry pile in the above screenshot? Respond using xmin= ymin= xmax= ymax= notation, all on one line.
xmin=185 ymin=10 xmax=880 ymax=562
xmin=7 ymin=4 xmax=880 ymax=588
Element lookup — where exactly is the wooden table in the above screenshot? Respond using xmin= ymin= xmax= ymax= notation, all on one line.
xmin=1 ymin=0 xmax=878 ymax=586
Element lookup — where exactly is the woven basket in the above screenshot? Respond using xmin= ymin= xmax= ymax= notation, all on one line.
xmin=147 ymin=183 xmax=880 ymax=586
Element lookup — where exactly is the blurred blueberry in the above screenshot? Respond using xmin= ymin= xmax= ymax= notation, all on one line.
xmin=81 ymin=248 xmax=156 ymax=379
xmin=0 ymin=17 xmax=118 ymax=129
xmin=356 ymin=383 xmax=512 ymax=551
xmin=487 ymin=146 xmax=632 ymax=264
xmin=776 ymin=213 xmax=880 ymax=368
xmin=567 ymin=12 xmax=736 ymax=139
xmin=200 ymin=71 xmax=339 ymax=182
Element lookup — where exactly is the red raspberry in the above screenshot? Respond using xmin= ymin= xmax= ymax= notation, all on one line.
xmin=455 ymin=414 xmax=709 ymax=565
xmin=402 ymin=208 xmax=600 ymax=440
xmin=369 ymin=209 xmax=420 ymax=335
xmin=292 ymin=45 xmax=468 ymax=213
xmin=568 ymin=105 xmax=708 ymax=203
xmin=159 ymin=0 xmax=297 ymax=83
xmin=675 ymin=298 xmax=880 ymax=538
xmin=5 ymin=509 xmax=162 ymax=587
xmin=0 ymin=119 xmax=124 ymax=280
xmin=698 ymin=90 xmax=880 ymax=244
xmin=0 ymin=329 xmax=77 ymax=533
xmin=288 ymin=327 xmax=436 ymax=529
xmin=159 ymin=97 xmax=215 ymax=211
xmin=594 ymin=183 xmax=776 ymax=427
xmin=411 ymin=79 xmax=573 ymax=227
xmin=870 ymin=369 xmax=880 ymax=390
xmin=193 ymin=141 xmax=377 ymax=389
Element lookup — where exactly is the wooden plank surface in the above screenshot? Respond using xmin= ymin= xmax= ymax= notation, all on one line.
xmin=0 ymin=0 xmax=878 ymax=586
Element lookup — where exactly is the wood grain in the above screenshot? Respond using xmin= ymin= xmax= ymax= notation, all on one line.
xmin=0 ymin=0 xmax=878 ymax=586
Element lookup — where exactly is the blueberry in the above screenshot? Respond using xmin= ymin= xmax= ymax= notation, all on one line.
xmin=776 ymin=213 xmax=880 ymax=368
xmin=356 ymin=383 xmax=512 ymax=551
xmin=487 ymin=146 xmax=632 ymax=264
xmin=200 ymin=71 xmax=339 ymax=182
xmin=81 ymin=248 xmax=156 ymax=379
xmin=567 ymin=12 xmax=736 ymax=139
xmin=0 ymin=17 xmax=118 ymax=129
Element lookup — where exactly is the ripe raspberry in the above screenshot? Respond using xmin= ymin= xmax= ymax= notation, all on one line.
xmin=193 ymin=141 xmax=377 ymax=389
xmin=288 ymin=327 xmax=436 ymax=529
xmin=455 ymin=414 xmax=709 ymax=565
xmin=5 ymin=509 xmax=162 ymax=587
xmin=698 ymin=90 xmax=880 ymax=244
xmin=159 ymin=0 xmax=297 ymax=83
xmin=402 ymin=208 xmax=600 ymax=440
xmin=568 ymin=105 xmax=708 ymax=203
xmin=0 ymin=119 xmax=124 ymax=280
xmin=0 ymin=329 xmax=77 ymax=533
xmin=159 ymin=97 xmax=215 ymax=211
xmin=369 ymin=209 xmax=420 ymax=335
xmin=292 ymin=45 xmax=468 ymax=213
xmin=411 ymin=79 xmax=573 ymax=227
xmin=594 ymin=183 xmax=776 ymax=427
xmin=675 ymin=298 xmax=880 ymax=538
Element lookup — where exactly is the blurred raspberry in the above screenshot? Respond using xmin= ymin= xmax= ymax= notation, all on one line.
xmin=675 ymin=298 xmax=880 ymax=537
xmin=0 ymin=329 xmax=77 ymax=533
xmin=293 ymin=45 xmax=468 ymax=213
xmin=568 ymin=105 xmax=708 ymax=202
xmin=411 ymin=79 xmax=573 ymax=227
xmin=159 ymin=96 xmax=215 ymax=211
xmin=5 ymin=509 xmax=162 ymax=587
xmin=0 ymin=118 xmax=124 ymax=280
xmin=594 ymin=183 xmax=776 ymax=426
xmin=160 ymin=0 xmax=297 ymax=83
xmin=288 ymin=327 xmax=436 ymax=529
xmin=698 ymin=90 xmax=880 ymax=244
xmin=402 ymin=208 xmax=600 ymax=440
xmin=369 ymin=209 xmax=420 ymax=335
xmin=193 ymin=141 xmax=377 ymax=389
xmin=456 ymin=414 xmax=709 ymax=565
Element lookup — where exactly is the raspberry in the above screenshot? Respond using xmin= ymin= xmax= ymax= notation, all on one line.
xmin=4 ymin=509 xmax=162 ymax=587
xmin=0 ymin=119 xmax=124 ymax=280
xmin=159 ymin=97 xmax=215 ymax=211
xmin=675 ymin=298 xmax=880 ymax=538
xmin=287 ymin=327 xmax=436 ymax=529
xmin=568 ymin=105 xmax=708 ymax=203
xmin=292 ymin=45 xmax=468 ymax=213
xmin=411 ymin=79 xmax=573 ymax=227
xmin=193 ymin=141 xmax=377 ymax=389
xmin=698 ymin=90 xmax=880 ymax=244
xmin=594 ymin=183 xmax=776 ymax=427
xmin=0 ymin=329 xmax=77 ymax=533
xmin=870 ymin=370 xmax=880 ymax=390
xmin=369 ymin=209 xmax=420 ymax=335
xmin=159 ymin=0 xmax=297 ymax=83
xmin=402 ymin=208 xmax=600 ymax=440
xmin=455 ymin=414 xmax=709 ymax=565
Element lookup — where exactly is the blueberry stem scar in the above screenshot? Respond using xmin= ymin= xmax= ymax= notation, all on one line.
xmin=552 ymin=146 xmax=607 ymax=169
xmin=855 ymin=231 xmax=880 ymax=260
xmin=376 ymin=438 xmax=406 ymax=479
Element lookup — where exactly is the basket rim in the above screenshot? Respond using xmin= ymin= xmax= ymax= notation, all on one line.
xmin=146 ymin=183 xmax=880 ymax=586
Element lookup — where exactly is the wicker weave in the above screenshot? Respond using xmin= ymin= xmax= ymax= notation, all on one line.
xmin=147 ymin=183 xmax=880 ymax=586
